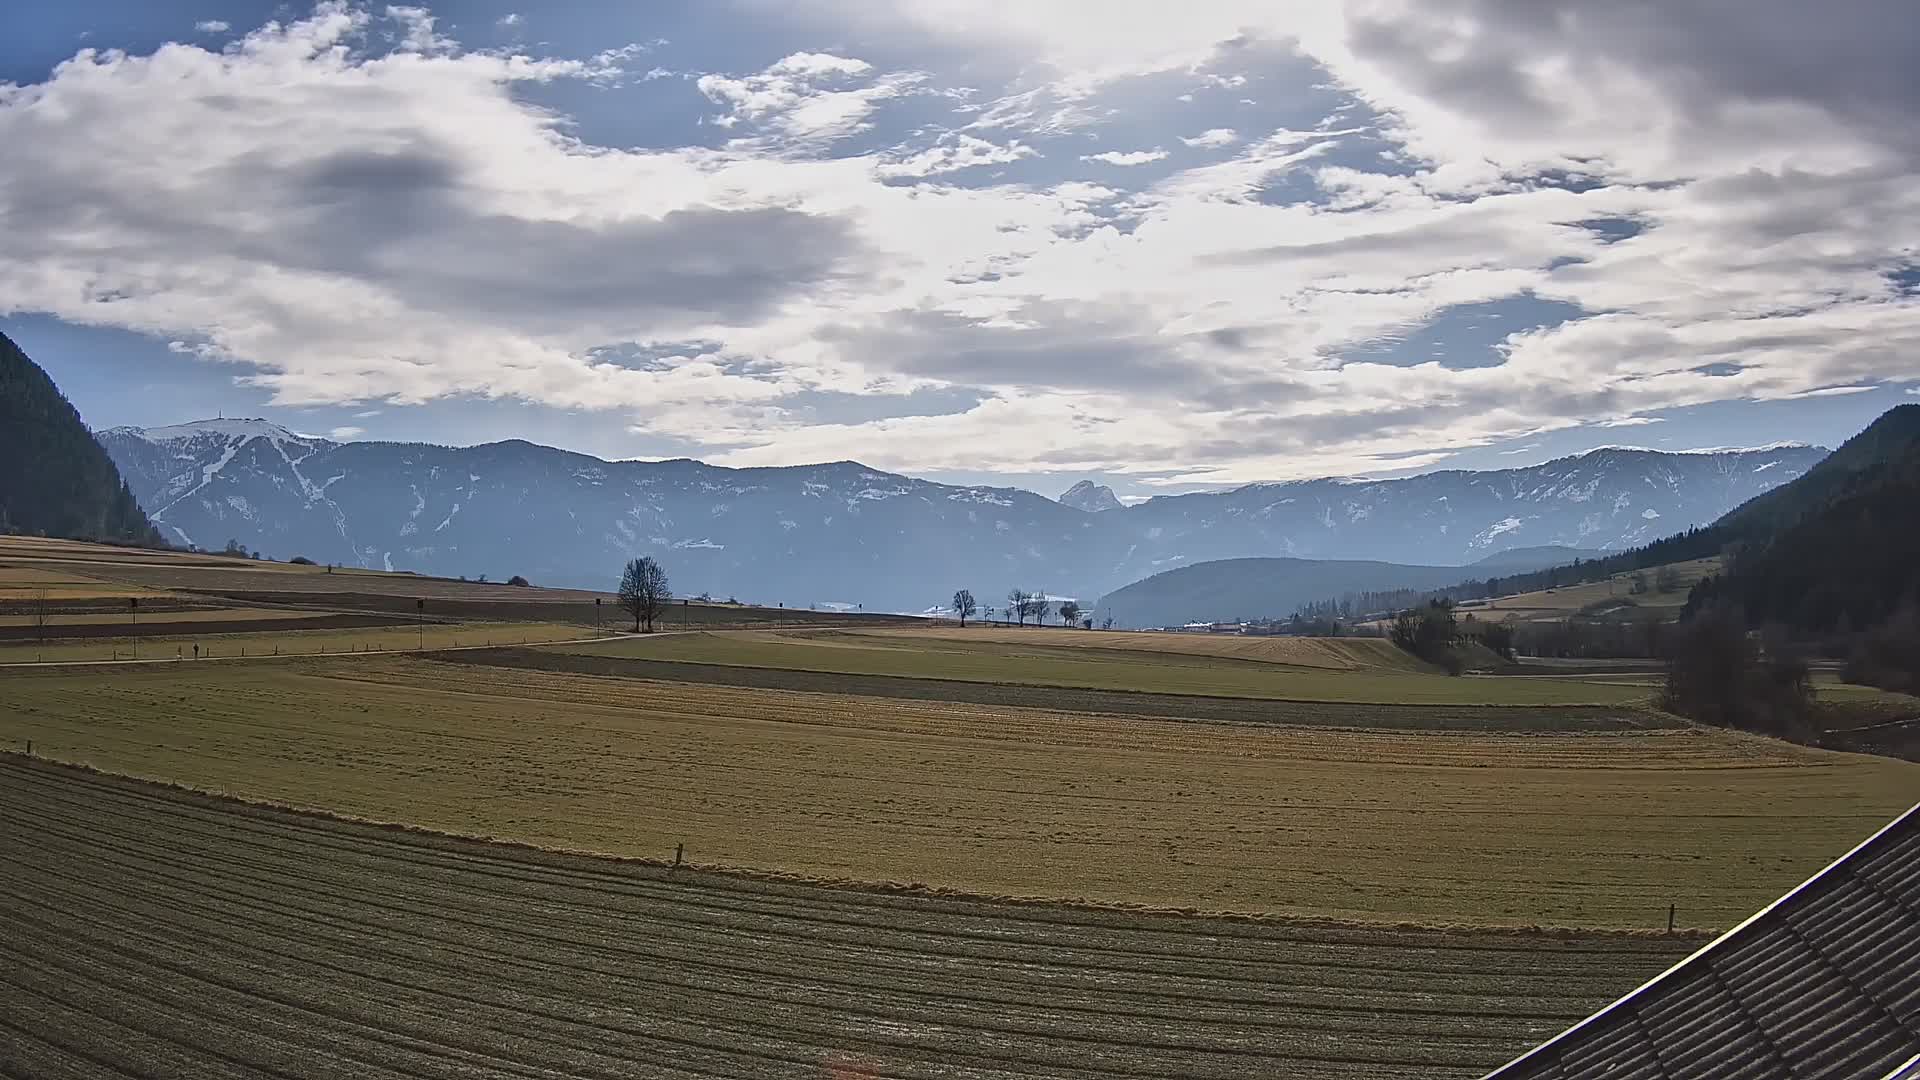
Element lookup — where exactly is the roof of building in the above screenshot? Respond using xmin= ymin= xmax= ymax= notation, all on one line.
xmin=1486 ymin=803 xmax=1920 ymax=1080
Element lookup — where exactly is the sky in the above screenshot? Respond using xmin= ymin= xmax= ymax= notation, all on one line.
xmin=3 ymin=1 xmax=1918 ymax=499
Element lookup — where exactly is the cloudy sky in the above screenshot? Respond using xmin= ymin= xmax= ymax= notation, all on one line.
xmin=4 ymin=2 xmax=1917 ymax=497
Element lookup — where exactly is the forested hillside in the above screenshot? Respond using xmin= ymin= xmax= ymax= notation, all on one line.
xmin=1686 ymin=405 xmax=1920 ymax=635
xmin=0 ymin=332 xmax=159 ymax=545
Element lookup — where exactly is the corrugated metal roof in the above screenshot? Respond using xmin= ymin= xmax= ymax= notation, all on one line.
xmin=1487 ymin=803 xmax=1920 ymax=1080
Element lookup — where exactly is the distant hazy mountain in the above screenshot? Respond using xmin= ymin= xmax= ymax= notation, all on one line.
xmin=1058 ymin=480 xmax=1123 ymax=513
xmin=1469 ymin=545 xmax=1608 ymax=575
xmin=101 ymin=419 xmax=1823 ymax=610
xmin=1094 ymin=557 xmax=1491 ymax=629
xmin=0 ymin=332 xmax=158 ymax=546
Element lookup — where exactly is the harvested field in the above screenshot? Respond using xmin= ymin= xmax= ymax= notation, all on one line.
xmin=0 ymin=621 xmax=599 ymax=663
xmin=555 ymin=631 xmax=1650 ymax=706
xmin=199 ymin=590 xmax=920 ymax=629
xmin=0 ymin=611 xmax=411 ymax=641
xmin=455 ymin=647 xmax=1668 ymax=731
xmin=0 ymin=757 xmax=1698 ymax=1079
xmin=3 ymin=655 xmax=1912 ymax=928
xmin=831 ymin=627 xmax=1439 ymax=671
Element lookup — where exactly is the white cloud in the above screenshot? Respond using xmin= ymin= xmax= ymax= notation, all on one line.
xmin=1180 ymin=128 xmax=1239 ymax=149
xmin=3 ymin=2 xmax=1918 ymax=487
xmin=1080 ymin=149 xmax=1167 ymax=166
xmin=194 ymin=19 xmax=230 ymax=33
xmin=696 ymin=52 xmax=925 ymax=147
xmin=877 ymin=135 xmax=1036 ymax=178
xmin=496 ymin=13 xmax=522 ymax=27
xmin=328 ymin=425 xmax=366 ymax=439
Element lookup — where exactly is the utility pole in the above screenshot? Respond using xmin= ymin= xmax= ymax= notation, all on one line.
xmin=595 ymin=596 xmax=602 ymax=631
xmin=130 ymin=597 xmax=139 ymax=659
xmin=416 ymin=597 xmax=425 ymax=650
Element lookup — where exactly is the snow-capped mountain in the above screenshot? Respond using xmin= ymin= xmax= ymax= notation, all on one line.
xmin=98 ymin=420 xmax=1826 ymax=610
xmin=1058 ymin=480 xmax=1123 ymax=513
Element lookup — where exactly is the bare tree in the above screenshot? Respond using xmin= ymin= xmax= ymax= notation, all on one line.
xmin=1655 ymin=565 xmax=1683 ymax=594
xmin=1057 ymin=600 xmax=1082 ymax=627
xmin=31 ymin=590 xmax=50 ymax=645
xmin=1025 ymin=593 xmax=1050 ymax=626
xmin=1008 ymin=588 xmax=1028 ymax=627
xmin=952 ymin=589 xmax=977 ymax=628
xmin=618 ymin=557 xmax=672 ymax=632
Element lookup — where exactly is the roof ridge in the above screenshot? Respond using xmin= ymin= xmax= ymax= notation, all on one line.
xmin=1484 ymin=801 xmax=1920 ymax=1078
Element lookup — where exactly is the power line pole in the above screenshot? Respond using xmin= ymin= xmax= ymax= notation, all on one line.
xmin=416 ymin=597 xmax=425 ymax=651
xmin=129 ymin=597 xmax=139 ymax=659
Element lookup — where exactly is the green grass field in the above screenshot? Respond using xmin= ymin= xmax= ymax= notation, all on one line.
xmin=554 ymin=630 xmax=1653 ymax=706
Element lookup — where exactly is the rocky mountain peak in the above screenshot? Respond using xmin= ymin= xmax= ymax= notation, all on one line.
xmin=1059 ymin=479 xmax=1123 ymax=513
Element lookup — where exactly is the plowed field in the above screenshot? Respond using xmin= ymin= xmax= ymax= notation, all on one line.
xmin=0 ymin=757 xmax=1694 ymax=1079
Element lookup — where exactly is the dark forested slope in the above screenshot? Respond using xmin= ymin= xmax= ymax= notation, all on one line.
xmin=0 ymin=332 xmax=159 ymax=545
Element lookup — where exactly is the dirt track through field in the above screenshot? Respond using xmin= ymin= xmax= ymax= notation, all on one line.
xmin=0 ymin=757 xmax=1693 ymax=1080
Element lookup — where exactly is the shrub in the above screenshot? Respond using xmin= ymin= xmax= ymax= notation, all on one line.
xmin=289 ymin=556 xmax=315 ymax=566
xmin=507 ymin=575 xmax=530 ymax=587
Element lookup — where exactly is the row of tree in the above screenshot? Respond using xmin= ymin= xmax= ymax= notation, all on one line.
xmin=949 ymin=588 xmax=1089 ymax=628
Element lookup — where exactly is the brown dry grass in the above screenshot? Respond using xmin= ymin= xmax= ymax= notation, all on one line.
xmin=3 ymin=654 xmax=1911 ymax=930
xmin=839 ymin=625 xmax=1437 ymax=671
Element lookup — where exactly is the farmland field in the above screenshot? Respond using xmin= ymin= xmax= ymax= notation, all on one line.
xmin=3 ymin=654 xmax=1912 ymax=928
xmin=0 ymin=756 xmax=1699 ymax=1079
xmin=0 ymin=620 xmax=603 ymax=662
xmin=552 ymin=629 xmax=1652 ymax=705
xmin=1455 ymin=556 xmax=1723 ymax=624
xmin=825 ymin=626 xmax=1444 ymax=671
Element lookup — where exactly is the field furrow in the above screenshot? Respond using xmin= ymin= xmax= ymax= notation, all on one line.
xmin=0 ymin=758 xmax=1694 ymax=1079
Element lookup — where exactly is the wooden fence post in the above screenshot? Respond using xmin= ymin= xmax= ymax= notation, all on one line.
xmin=674 ymin=843 xmax=684 ymax=869
xmin=1667 ymin=904 xmax=1675 ymax=933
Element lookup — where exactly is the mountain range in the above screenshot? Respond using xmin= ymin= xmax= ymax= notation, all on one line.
xmin=98 ymin=417 xmax=1825 ymax=612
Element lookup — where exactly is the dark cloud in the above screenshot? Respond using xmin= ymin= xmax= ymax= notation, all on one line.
xmin=260 ymin=148 xmax=866 ymax=332
xmin=824 ymin=306 xmax=1194 ymax=393
xmin=1346 ymin=0 xmax=1920 ymax=159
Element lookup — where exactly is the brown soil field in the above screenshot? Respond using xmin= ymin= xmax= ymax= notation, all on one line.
xmin=201 ymin=590 xmax=921 ymax=629
xmin=0 ymin=612 xmax=411 ymax=641
xmin=3 ymin=656 xmax=1912 ymax=929
xmin=0 ymin=756 xmax=1699 ymax=1079
xmin=452 ymin=647 xmax=1669 ymax=732
xmin=0 ymin=621 xmax=598 ymax=663
xmin=553 ymin=631 xmax=1647 ymax=706
xmin=854 ymin=626 xmax=1437 ymax=671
